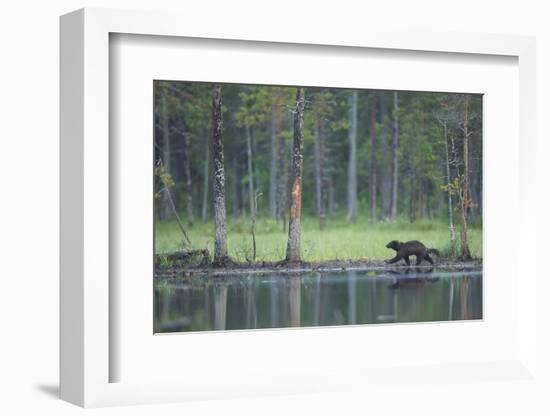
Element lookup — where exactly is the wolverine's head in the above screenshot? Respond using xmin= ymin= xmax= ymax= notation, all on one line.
xmin=386 ymin=240 xmax=401 ymax=251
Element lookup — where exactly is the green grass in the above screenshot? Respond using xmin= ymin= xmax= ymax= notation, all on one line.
xmin=155 ymin=215 xmax=482 ymax=262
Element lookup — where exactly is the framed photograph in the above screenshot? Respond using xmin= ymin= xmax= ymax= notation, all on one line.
xmin=60 ymin=8 xmax=538 ymax=407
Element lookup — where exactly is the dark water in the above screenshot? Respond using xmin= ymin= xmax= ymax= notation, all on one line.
xmin=154 ymin=267 xmax=482 ymax=333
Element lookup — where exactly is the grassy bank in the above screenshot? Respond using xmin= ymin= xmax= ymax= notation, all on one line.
xmin=155 ymin=215 xmax=482 ymax=263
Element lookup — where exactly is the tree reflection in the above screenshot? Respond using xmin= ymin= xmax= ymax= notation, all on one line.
xmin=245 ymin=275 xmax=258 ymax=329
xmin=154 ymin=268 xmax=483 ymax=332
xmin=213 ymin=283 xmax=228 ymax=330
xmin=270 ymin=277 xmax=280 ymax=328
xmin=460 ymin=275 xmax=471 ymax=320
xmin=288 ymin=276 xmax=301 ymax=327
xmin=348 ymin=271 xmax=357 ymax=324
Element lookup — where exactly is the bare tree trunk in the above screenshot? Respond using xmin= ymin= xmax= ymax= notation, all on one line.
xmin=346 ymin=91 xmax=358 ymax=223
xmin=245 ymin=115 xmax=255 ymax=222
xmin=409 ymin=168 xmax=416 ymax=223
xmin=286 ymin=87 xmax=305 ymax=262
xmin=379 ymin=94 xmax=390 ymax=220
xmin=183 ymin=132 xmax=194 ymax=226
xmin=313 ymin=115 xmax=325 ymax=230
xmin=212 ymin=84 xmax=229 ymax=265
xmin=418 ymin=182 xmax=424 ymax=218
xmin=319 ymin=118 xmax=326 ymax=228
xmin=369 ymin=93 xmax=377 ymax=224
xmin=159 ymin=87 xmax=173 ymax=220
xmin=201 ymin=133 xmax=209 ymax=221
xmin=443 ymin=121 xmax=456 ymax=254
xmin=277 ymin=137 xmax=288 ymax=231
xmin=232 ymin=157 xmax=240 ymax=218
xmin=328 ymin=172 xmax=334 ymax=215
xmin=269 ymin=106 xmax=279 ymax=217
xmin=390 ymin=92 xmax=399 ymax=221
xmin=460 ymin=95 xmax=472 ymax=260
xmin=251 ymin=191 xmax=260 ymax=261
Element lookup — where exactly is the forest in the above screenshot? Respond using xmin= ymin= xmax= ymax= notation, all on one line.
xmin=154 ymin=81 xmax=482 ymax=269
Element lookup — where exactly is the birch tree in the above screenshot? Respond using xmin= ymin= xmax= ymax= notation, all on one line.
xmin=182 ymin=130 xmax=194 ymax=226
xmin=201 ymin=134 xmax=209 ymax=221
xmin=441 ymin=118 xmax=456 ymax=254
xmin=346 ymin=91 xmax=358 ymax=223
xmin=211 ymin=84 xmax=229 ymax=265
xmin=369 ymin=93 xmax=377 ymax=224
xmin=460 ymin=95 xmax=472 ymax=260
xmin=390 ymin=92 xmax=399 ymax=221
xmin=269 ymin=105 xmax=279 ymax=217
xmin=158 ymin=85 xmax=173 ymax=220
xmin=313 ymin=115 xmax=325 ymax=229
xmin=285 ymin=87 xmax=305 ymax=262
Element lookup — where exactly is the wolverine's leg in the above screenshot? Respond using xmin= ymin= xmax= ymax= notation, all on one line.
xmin=404 ymin=256 xmax=410 ymax=266
xmin=424 ymin=254 xmax=434 ymax=265
xmin=385 ymin=255 xmax=402 ymax=264
xmin=416 ymin=255 xmax=422 ymax=265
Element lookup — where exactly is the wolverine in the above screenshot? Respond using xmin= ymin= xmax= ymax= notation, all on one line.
xmin=384 ymin=240 xmax=440 ymax=266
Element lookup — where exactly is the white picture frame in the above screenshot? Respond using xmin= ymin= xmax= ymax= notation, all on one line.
xmin=60 ymin=7 xmax=538 ymax=408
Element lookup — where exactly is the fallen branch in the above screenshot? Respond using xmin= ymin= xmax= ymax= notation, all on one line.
xmin=157 ymin=248 xmax=210 ymax=268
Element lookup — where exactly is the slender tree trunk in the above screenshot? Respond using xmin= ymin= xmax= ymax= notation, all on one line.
xmin=201 ymin=133 xmax=209 ymax=221
xmin=245 ymin=115 xmax=255 ymax=222
xmin=379 ymin=94 xmax=390 ymax=220
xmin=328 ymin=176 xmax=334 ymax=215
xmin=409 ymin=168 xmax=416 ymax=223
xmin=319 ymin=118 xmax=326 ymax=228
xmin=159 ymin=88 xmax=173 ymax=220
xmin=183 ymin=132 xmax=194 ymax=226
xmin=443 ymin=121 xmax=456 ymax=254
xmin=251 ymin=191 xmax=260 ymax=261
xmin=251 ymin=127 xmax=260 ymax=199
xmin=369 ymin=93 xmax=377 ymax=224
xmin=286 ymin=87 xmax=305 ymax=262
xmin=269 ymin=106 xmax=279 ymax=217
xmin=278 ymin=110 xmax=293 ymax=231
xmin=313 ymin=115 xmax=325 ymax=230
xmin=390 ymin=92 xmax=399 ymax=220
xmin=418 ymin=182 xmax=424 ymax=218
xmin=346 ymin=91 xmax=358 ymax=223
xmin=460 ymin=95 xmax=472 ymax=260
xmin=211 ymin=84 xmax=229 ymax=265
xmin=232 ymin=157 xmax=239 ymax=218
xmin=241 ymin=153 xmax=248 ymax=217
xmin=478 ymin=159 xmax=483 ymax=218
xmin=278 ymin=137 xmax=288 ymax=231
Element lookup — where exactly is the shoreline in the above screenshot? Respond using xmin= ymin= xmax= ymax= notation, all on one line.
xmin=155 ymin=258 xmax=482 ymax=278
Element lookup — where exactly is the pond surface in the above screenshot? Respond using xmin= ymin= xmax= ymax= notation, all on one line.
xmin=154 ymin=267 xmax=482 ymax=333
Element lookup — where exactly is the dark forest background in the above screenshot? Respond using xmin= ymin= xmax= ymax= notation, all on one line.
xmin=154 ymin=81 xmax=482 ymax=263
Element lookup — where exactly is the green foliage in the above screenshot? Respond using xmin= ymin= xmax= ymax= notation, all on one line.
xmin=154 ymin=161 xmax=174 ymax=199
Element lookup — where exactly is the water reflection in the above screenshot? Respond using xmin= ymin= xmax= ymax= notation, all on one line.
xmin=154 ymin=268 xmax=482 ymax=333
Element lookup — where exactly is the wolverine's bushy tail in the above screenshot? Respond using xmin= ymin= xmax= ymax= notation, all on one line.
xmin=428 ymin=248 xmax=440 ymax=256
